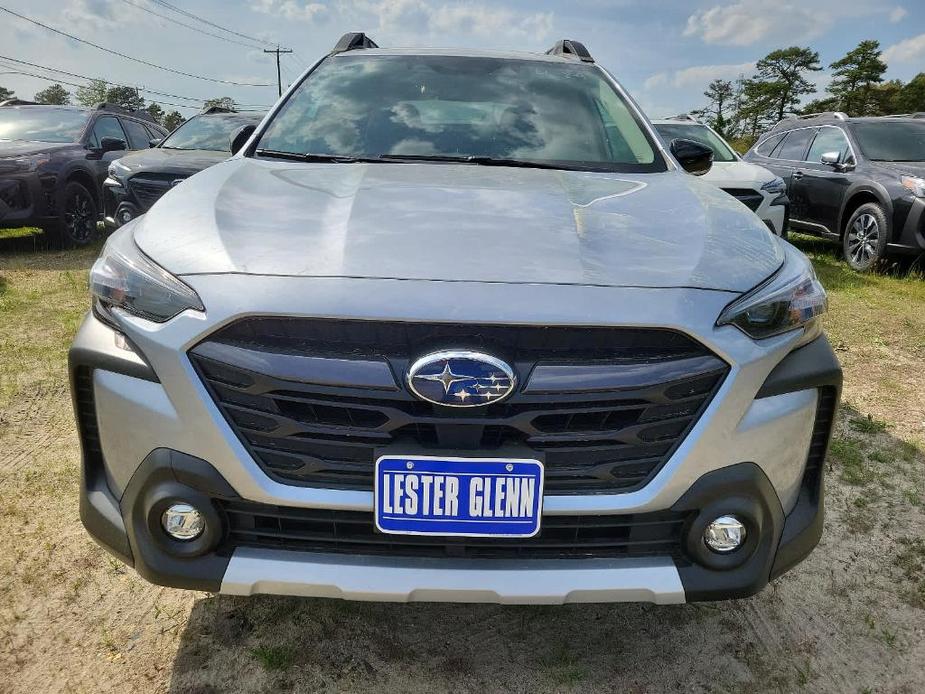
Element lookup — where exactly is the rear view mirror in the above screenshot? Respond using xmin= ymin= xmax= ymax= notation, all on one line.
xmin=820 ymin=151 xmax=841 ymax=166
xmin=230 ymin=124 xmax=257 ymax=155
xmin=670 ymin=138 xmax=714 ymax=176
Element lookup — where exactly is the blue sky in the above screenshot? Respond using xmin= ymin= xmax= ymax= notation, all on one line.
xmin=1 ymin=0 xmax=924 ymax=117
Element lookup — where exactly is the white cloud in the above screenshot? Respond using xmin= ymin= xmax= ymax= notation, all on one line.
xmin=251 ymin=1 xmax=328 ymax=22
xmin=889 ymin=6 xmax=908 ymax=22
xmin=366 ymin=0 xmax=553 ymax=39
xmin=644 ymin=62 xmax=755 ymax=91
xmin=883 ymin=33 xmax=925 ymax=63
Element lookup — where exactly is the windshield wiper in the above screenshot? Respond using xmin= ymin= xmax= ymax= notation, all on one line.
xmin=377 ymin=153 xmax=570 ymax=170
xmin=254 ymin=149 xmax=373 ymax=163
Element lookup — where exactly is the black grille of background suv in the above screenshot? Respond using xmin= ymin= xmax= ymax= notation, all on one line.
xmin=721 ymin=188 xmax=764 ymax=212
xmin=190 ymin=318 xmax=728 ymax=495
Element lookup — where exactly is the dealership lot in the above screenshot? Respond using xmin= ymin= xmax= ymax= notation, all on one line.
xmin=0 ymin=236 xmax=922 ymax=693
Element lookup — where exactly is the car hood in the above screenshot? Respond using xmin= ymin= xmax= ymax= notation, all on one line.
xmin=134 ymin=158 xmax=784 ymax=292
xmin=701 ymin=160 xmax=775 ymax=188
xmin=0 ymin=140 xmax=77 ymax=158
xmin=116 ymin=148 xmax=230 ymax=177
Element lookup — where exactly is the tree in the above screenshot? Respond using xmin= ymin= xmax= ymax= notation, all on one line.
xmin=0 ymin=85 xmax=14 ymax=102
xmin=104 ymin=86 xmax=145 ymax=111
xmin=702 ymin=79 xmax=735 ymax=136
xmin=33 ymin=83 xmax=70 ymax=105
xmin=145 ymin=102 xmax=164 ymax=125
xmin=801 ymin=96 xmax=839 ymax=114
xmin=737 ymin=78 xmax=779 ymax=138
xmin=894 ymin=73 xmax=925 ymax=113
xmin=203 ymin=96 xmax=235 ymax=110
xmin=163 ymin=111 xmax=185 ymax=131
xmin=754 ymin=46 xmax=822 ymax=121
xmin=868 ymin=80 xmax=903 ymax=116
xmin=75 ymin=79 xmax=109 ymax=107
xmin=827 ymin=40 xmax=887 ymax=116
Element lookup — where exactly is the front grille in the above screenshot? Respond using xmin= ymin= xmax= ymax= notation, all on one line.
xmin=191 ymin=319 xmax=728 ymax=494
xmin=219 ymin=499 xmax=691 ymax=560
xmin=722 ymin=187 xmax=764 ymax=212
xmin=128 ymin=173 xmax=186 ymax=210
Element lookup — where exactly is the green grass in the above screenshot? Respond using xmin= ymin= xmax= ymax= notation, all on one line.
xmin=0 ymin=226 xmax=42 ymax=240
xmin=250 ymin=645 xmax=295 ymax=671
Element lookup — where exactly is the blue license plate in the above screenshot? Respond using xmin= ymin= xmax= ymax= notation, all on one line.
xmin=375 ymin=455 xmax=544 ymax=538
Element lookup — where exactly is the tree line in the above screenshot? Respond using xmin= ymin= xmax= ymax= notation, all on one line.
xmin=690 ymin=39 xmax=925 ymax=152
xmin=0 ymin=79 xmax=243 ymax=131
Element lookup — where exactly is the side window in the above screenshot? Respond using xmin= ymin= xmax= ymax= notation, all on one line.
xmin=755 ymin=133 xmax=785 ymax=157
xmin=776 ymin=128 xmax=816 ymax=161
xmin=88 ymin=116 xmax=127 ymax=149
xmin=122 ymin=119 xmax=153 ymax=149
xmin=806 ymin=127 xmax=850 ymax=164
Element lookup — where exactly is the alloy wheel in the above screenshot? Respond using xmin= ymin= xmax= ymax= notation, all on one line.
xmin=64 ymin=189 xmax=95 ymax=244
xmin=846 ymin=213 xmax=879 ymax=266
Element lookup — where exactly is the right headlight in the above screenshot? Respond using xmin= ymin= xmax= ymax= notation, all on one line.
xmin=90 ymin=226 xmax=204 ymax=323
xmin=717 ymin=251 xmax=827 ymax=340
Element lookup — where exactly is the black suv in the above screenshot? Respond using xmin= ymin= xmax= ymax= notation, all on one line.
xmin=0 ymin=102 xmax=168 ymax=245
xmin=743 ymin=112 xmax=925 ymax=270
xmin=103 ymin=107 xmax=264 ymax=228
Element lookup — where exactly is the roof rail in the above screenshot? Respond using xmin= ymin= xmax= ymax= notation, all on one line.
xmin=667 ymin=113 xmax=699 ymax=122
xmin=546 ymin=39 xmax=594 ymax=63
xmin=94 ymin=101 xmax=130 ymax=115
xmin=331 ymin=32 xmax=378 ymax=54
xmin=795 ymin=111 xmax=849 ymax=121
xmin=0 ymin=98 xmax=38 ymax=106
xmin=884 ymin=112 xmax=925 ymax=119
xmin=201 ymin=105 xmax=237 ymax=115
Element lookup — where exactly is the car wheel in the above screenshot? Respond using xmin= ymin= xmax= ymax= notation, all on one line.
xmin=50 ymin=181 xmax=98 ymax=247
xmin=843 ymin=202 xmax=888 ymax=271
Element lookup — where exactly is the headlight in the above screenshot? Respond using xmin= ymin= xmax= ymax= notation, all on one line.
xmin=717 ymin=254 xmax=827 ymax=339
xmin=760 ymin=177 xmax=786 ymax=195
xmin=108 ymin=160 xmax=131 ymax=183
xmin=90 ymin=227 xmax=204 ymax=323
xmin=901 ymin=175 xmax=925 ymax=198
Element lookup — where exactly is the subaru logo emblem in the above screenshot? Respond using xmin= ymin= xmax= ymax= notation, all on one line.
xmin=407 ymin=350 xmax=516 ymax=407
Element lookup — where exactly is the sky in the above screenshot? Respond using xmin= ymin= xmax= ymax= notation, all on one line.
xmin=0 ymin=0 xmax=924 ymax=118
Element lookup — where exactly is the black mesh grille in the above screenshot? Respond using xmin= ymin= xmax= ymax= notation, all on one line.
xmin=128 ymin=174 xmax=186 ymax=210
xmin=191 ymin=319 xmax=728 ymax=494
xmin=722 ymin=188 xmax=764 ymax=212
xmin=219 ymin=499 xmax=691 ymax=560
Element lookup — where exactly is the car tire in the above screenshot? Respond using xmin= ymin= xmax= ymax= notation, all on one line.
xmin=843 ymin=202 xmax=888 ymax=271
xmin=48 ymin=181 xmax=98 ymax=247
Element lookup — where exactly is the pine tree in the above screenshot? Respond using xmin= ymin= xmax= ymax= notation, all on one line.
xmin=34 ymin=83 xmax=71 ymax=105
xmin=828 ymin=40 xmax=887 ymax=116
xmin=754 ymin=47 xmax=822 ymax=121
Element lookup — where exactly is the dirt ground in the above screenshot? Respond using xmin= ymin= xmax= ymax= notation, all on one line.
xmin=0 ymin=234 xmax=923 ymax=693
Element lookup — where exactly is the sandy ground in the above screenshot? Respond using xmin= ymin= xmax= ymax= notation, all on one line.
xmin=0 ymin=238 xmax=923 ymax=693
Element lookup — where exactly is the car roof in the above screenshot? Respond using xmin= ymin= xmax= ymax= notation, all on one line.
xmin=331 ymin=47 xmax=589 ymax=64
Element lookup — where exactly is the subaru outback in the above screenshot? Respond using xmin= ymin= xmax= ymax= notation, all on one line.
xmin=71 ymin=34 xmax=841 ymax=604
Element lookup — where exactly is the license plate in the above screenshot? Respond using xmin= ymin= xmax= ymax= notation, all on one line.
xmin=375 ymin=455 xmax=544 ymax=538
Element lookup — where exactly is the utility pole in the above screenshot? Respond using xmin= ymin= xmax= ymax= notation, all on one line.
xmin=264 ymin=45 xmax=293 ymax=97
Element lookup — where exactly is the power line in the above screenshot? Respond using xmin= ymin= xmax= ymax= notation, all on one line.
xmin=149 ymin=0 xmax=278 ymax=48
xmin=0 ymin=5 xmax=274 ymax=87
xmin=0 ymin=54 xmax=272 ymax=108
xmin=114 ymin=0 xmax=266 ymax=50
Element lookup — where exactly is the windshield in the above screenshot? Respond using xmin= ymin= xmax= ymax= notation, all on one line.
xmin=653 ymin=122 xmax=737 ymax=162
xmin=255 ymin=55 xmax=663 ymax=172
xmin=0 ymin=108 xmax=88 ymax=143
xmin=161 ymin=114 xmax=260 ymax=151
xmin=851 ymin=121 xmax=925 ymax=162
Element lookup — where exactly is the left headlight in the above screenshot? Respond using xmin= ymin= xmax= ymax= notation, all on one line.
xmin=760 ymin=176 xmax=786 ymax=196
xmin=717 ymin=250 xmax=827 ymax=340
xmin=901 ymin=175 xmax=925 ymax=198
xmin=90 ymin=226 xmax=204 ymax=323
xmin=107 ymin=160 xmax=131 ymax=183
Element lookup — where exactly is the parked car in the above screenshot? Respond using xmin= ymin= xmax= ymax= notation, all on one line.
xmin=0 ymin=102 xmax=167 ymax=245
xmin=72 ymin=34 xmax=841 ymax=605
xmin=743 ymin=112 xmax=925 ymax=270
xmin=653 ymin=115 xmax=789 ymax=235
xmin=103 ymin=107 xmax=265 ymax=228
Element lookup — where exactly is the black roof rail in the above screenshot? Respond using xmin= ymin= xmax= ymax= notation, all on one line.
xmin=666 ymin=113 xmax=700 ymax=122
xmin=331 ymin=32 xmax=378 ymax=54
xmin=94 ymin=101 xmax=130 ymax=115
xmin=0 ymin=98 xmax=38 ymax=106
xmin=545 ymin=39 xmax=594 ymax=63
xmin=201 ymin=105 xmax=237 ymax=115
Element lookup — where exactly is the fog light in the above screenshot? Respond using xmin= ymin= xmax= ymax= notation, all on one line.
xmin=161 ymin=503 xmax=205 ymax=540
xmin=703 ymin=515 xmax=746 ymax=553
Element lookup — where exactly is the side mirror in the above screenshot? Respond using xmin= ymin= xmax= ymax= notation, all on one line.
xmin=149 ymin=138 xmax=163 ymax=148
xmin=820 ymin=151 xmax=841 ymax=166
xmin=99 ymin=136 xmax=127 ymax=154
xmin=670 ymin=138 xmax=714 ymax=176
xmin=230 ymin=124 xmax=257 ymax=155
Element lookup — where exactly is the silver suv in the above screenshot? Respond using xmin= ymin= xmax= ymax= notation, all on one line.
xmin=71 ymin=34 xmax=841 ymax=604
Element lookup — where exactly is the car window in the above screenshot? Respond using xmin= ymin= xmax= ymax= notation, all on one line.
xmin=775 ymin=128 xmax=815 ymax=161
xmin=806 ymin=127 xmax=850 ymax=164
xmin=88 ymin=116 xmax=127 ymax=149
xmin=754 ymin=133 xmax=785 ymax=157
xmin=256 ymin=54 xmax=664 ymax=172
xmin=653 ymin=123 xmax=737 ymax=162
xmin=161 ymin=114 xmax=260 ymax=151
xmin=0 ymin=107 xmax=89 ymax=143
xmin=851 ymin=121 xmax=925 ymax=162
xmin=122 ymin=118 xmax=152 ymax=149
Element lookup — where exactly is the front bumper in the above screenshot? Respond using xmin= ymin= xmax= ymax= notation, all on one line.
xmin=71 ymin=274 xmax=841 ymax=603
xmin=0 ymin=171 xmax=58 ymax=228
